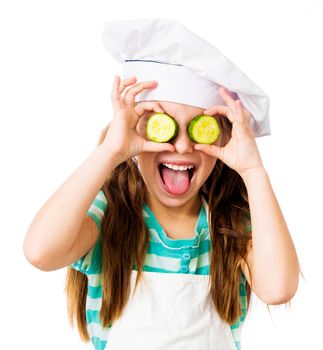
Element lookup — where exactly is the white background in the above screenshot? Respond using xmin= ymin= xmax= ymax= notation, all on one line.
xmin=1 ymin=0 xmax=322 ymax=349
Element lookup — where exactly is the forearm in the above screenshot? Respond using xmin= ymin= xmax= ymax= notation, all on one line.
xmin=23 ymin=144 xmax=121 ymax=261
xmin=241 ymin=167 xmax=300 ymax=301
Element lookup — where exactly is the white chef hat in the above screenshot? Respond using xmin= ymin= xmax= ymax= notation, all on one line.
xmin=102 ymin=18 xmax=271 ymax=137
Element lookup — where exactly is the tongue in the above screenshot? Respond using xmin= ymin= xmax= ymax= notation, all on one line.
xmin=161 ymin=167 xmax=190 ymax=195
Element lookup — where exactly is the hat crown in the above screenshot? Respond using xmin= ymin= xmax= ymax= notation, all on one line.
xmin=102 ymin=18 xmax=271 ymax=137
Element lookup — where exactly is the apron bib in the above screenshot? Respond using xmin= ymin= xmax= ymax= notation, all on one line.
xmin=107 ymin=270 xmax=237 ymax=350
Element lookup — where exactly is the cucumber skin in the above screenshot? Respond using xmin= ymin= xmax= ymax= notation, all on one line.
xmin=146 ymin=113 xmax=179 ymax=143
xmin=187 ymin=115 xmax=220 ymax=144
xmin=147 ymin=113 xmax=219 ymax=144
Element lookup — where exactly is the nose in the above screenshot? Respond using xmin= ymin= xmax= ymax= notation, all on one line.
xmin=171 ymin=130 xmax=194 ymax=154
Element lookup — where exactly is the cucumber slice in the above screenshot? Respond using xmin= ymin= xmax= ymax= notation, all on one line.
xmin=146 ymin=113 xmax=179 ymax=143
xmin=188 ymin=115 xmax=220 ymax=144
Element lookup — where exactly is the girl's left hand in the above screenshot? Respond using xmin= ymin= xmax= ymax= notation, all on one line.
xmin=194 ymin=87 xmax=264 ymax=177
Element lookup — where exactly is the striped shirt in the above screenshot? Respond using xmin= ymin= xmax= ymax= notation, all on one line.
xmin=70 ymin=190 xmax=248 ymax=350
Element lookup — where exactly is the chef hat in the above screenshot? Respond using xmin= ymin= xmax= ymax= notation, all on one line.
xmin=102 ymin=18 xmax=271 ymax=137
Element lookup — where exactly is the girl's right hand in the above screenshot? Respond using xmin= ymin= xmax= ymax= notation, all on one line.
xmin=102 ymin=75 xmax=175 ymax=163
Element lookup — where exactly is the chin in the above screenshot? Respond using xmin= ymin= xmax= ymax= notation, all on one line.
xmin=147 ymin=173 xmax=202 ymax=208
xmin=153 ymin=193 xmax=197 ymax=208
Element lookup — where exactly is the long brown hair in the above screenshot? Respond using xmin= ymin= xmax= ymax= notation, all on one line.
xmin=65 ymin=115 xmax=299 ymax=342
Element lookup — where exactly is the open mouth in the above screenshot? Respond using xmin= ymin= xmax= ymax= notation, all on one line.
xmin=157 ymin=162 xmax=197 ymax=195
xmin=158 ymin=164 xmax=195 ymax=183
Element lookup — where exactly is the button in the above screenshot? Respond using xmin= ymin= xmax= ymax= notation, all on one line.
xmin=182 ymin=253 xmax=191 ymax=260
xmin=181 ymin=265 xmax=189 ymax=273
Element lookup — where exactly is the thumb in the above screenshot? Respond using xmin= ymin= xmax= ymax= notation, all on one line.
xmin=194 ymin=144 xmax=223 ymax=160
xmin=142 ymin=141 xmax=175 ymax=154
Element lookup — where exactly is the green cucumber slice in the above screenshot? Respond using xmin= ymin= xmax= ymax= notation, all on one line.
xmin=188 ymin=115 xmax=220 ymax=144
xmin=146 ymin=113 xmax=179 ymax=143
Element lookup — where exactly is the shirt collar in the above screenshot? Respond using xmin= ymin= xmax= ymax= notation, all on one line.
xmin=143 ymin=195 xmax=209 ymax=249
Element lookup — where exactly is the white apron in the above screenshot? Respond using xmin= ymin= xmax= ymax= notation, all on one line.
xmin=107 ymin=269 xmax=237 ymax=350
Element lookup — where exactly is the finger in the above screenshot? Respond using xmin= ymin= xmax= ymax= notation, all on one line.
xmin=111 ymin=76 xmax=123 ymax=110
xmin=203 ymin=105 xmax=234 ymax=123
xmin=219 ymin=88 xmax=251 ymax=126
xmin=134 ymin=101 xmax=165 ymax=117
xmin=119 ymin=76 xmax=137 ymax=94
xmin=123 ymin=80 xmax=158 ymax=106
xmin=234 ymin=99 xmax=251 ymax=124
xmin=218 ymin=86 xmax=236 ymax=110
xmin=194 ymin=143 xmax=224 ymax=160
xmin=141 ymin=141 xmax=175 ymax=154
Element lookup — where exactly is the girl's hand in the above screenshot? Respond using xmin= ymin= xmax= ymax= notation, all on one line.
xmin=194 ymin=87 xmax=264 ymax=177
xmin=102 ymin=75 xmax=175 ymax=163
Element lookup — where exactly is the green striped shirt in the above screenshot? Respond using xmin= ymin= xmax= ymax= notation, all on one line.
xmin=70 ymin=190 xmax=248 ymax=350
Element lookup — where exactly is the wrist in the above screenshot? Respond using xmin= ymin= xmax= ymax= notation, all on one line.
xmin=95 ymin=144 xmax=124 ymax=169
xmin=239 ymin=166 xmax=268 ymax=185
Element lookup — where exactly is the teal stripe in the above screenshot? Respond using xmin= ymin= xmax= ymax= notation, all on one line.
xmin=88 ymin=285 xmax=102 ymax=299
xmin=195 ymin=265 xmax=210 ymax=275
xmin=234 ymin=341 xmax=241 ymax=350
xmin=230 ymin=320 xmax=241 ymax=329
xmin=81 ymin=238 xmax=102 ymax=275
xmin=143 ymin=265 xmax=181 ymax=273
xmin=93 ymin=198 xmax=108 ymax=211
xmin=91 ymin=336 xmax=107 ymax=350
xmin=87 ymin=211 xmax=102 ymax=232
xmin=86 ymin=310 xmax=100 ymax=324
xmin=147 ymin=239 xmax=210 ymax=257
xmin=86 ymin=190 xmax=108 ymax=234
xmin=195 ymin=203 xmax=208 ymax=233
xmin=142 ymin=264 xmax=210 ymax=275
xmin=240 ymin=313 xmax=247 ymax=323
xmin=239 ymin=283 xmax=247 ymax=296
xmin=196 ymin=240 xmax=211 ymax=254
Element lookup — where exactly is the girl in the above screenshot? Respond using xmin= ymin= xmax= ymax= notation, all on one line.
xmin=23 ymin=74 xmax=300 ymax=350
xmin=25 ymin=15 xmax=302 ymax=348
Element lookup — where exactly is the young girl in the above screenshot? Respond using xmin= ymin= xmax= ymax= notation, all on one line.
xmin=23 ymin=19 xmax=300 ymax=350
